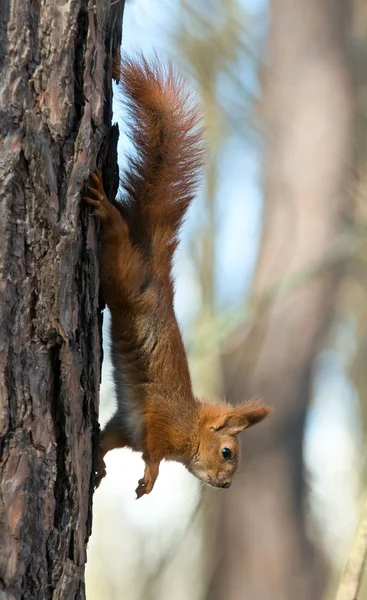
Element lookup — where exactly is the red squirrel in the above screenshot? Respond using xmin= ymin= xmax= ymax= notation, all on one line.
xmin=83 ymin=55 xmax=271 ymax=499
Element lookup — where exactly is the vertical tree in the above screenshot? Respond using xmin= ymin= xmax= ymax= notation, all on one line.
xmin=347 ymin=0 xmax=367 ymax=471
xmin=207 ymin=1 xmax=353 ymax=599
xmin=0 ymin=0 xmax=124 ymax=596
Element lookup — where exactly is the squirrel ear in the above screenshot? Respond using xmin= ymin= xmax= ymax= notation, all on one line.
xmin=210 ymin=413 xmax=249 ymax=435
xmin=210 ymin=400 xmax=271 ymax=435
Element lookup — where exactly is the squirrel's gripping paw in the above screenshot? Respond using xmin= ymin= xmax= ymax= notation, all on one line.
xmin=135 ymin=478 xmax=147 ymax=500
xmin=135 ymin=461 xmax=159 ymax=499
xmin=83 ymin=170 xmax=112 ymax=221
xmin=94 ymin=445 xmax=107 ymax=490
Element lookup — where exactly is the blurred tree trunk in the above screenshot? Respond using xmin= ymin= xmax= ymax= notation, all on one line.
xmin=346 ymin=0 xmax=367 ymax=475
xmin=0 ymin=0 xmax=123 ymax=597
xmin=338 ymin=6 xmax=367 ymax=596
xmin=206 ymin=1 xmax=353 ymax=600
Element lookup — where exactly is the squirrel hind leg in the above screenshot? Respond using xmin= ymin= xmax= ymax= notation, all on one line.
xmin=85 ymin=170 xmax=149 ymax=303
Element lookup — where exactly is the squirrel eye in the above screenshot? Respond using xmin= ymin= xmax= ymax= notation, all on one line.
xmin=222 ymin=447 xmax=232 ymax=460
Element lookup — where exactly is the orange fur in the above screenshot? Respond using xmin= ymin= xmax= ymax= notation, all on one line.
xmin=83 ymin=56 xmax=271 ymax=498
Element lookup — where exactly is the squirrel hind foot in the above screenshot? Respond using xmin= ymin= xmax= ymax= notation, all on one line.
xmin=83 ymin=171 xmax=113 ymax=222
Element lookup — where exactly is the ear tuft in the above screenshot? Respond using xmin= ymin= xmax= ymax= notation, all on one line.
xmin=210 ymin=399 xmax=272 ymax=435
xmin=237 ymin=399 xmax=272 ymax=427
xmin=203 ymin=397 xmax=272 ymax=435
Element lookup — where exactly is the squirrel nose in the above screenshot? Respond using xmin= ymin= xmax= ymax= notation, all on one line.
xmin=222 ymin=482 xmax=231 ymax=489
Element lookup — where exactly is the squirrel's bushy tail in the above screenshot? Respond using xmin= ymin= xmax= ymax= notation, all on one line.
xmin=117 ymin=54 xmax=204 ymax=278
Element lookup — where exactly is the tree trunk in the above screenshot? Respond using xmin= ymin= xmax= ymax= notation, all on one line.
xmin=0 ymin=0 xmax=124 ymax=597
xmin=346 ymin=0 xmax=367 ymax=480
xmin=206 ymin=1 xmax=353 ymax=599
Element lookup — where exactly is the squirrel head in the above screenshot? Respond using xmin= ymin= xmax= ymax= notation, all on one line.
xmin=187 ymin=399 xmax=271 ymax=489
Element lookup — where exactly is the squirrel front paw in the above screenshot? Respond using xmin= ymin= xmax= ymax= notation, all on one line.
xmin=135 ymin=476 xmax=154 ymax=499
xmin=135 ymin=460 xmax=160 ymax=499
xmin=135 ymin=477 xmax=147 ymax=499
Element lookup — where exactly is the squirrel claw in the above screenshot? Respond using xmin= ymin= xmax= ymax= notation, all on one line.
xmin=82 ymin=196 xmax=100 ymax=208
xmin=135 ymin=479 xmax=147 ymax=499
xmin=90 ymin=170 xmax=103 ymax=188
xmin=83 ymin=171 xmax=104 ymax=203
xmin=82 ymin=172 xmax=117 ymax=222
xmin=94 ymin=453 xmax=107 ymax=489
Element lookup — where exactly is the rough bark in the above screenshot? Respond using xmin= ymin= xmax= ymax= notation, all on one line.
xmin=206 ymin=1 xmax=353 ymax=599
xmin=0 ymin=0 xmax=124 ymax=598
